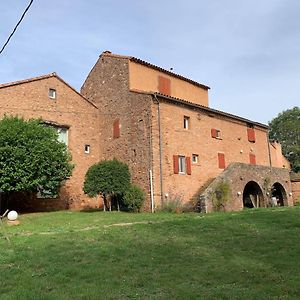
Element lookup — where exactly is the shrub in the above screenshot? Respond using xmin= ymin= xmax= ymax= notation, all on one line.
xmin=123 ymin=184 xmax=145 ymax=212
xmin=0 ymin=116 xmax=73 ymax=197
xmin=211 ymin=182 xmax=231 ymax=212
xmin=83 ymin=159 xmax=130 ymax=204
xmin=159 ymin=193 xmax=183 ymax=213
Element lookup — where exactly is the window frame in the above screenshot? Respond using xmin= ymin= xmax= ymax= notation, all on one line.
xmin=84 ymin=144 xmax=90 ymax=154
xmin=49 ymin=88 xmax=56 ymax=99
xmin=178 ymin=155 xmax=186 ymax=174
xmin=183 ymin=116 xmax=190 ymax=130
xmin=192 ymin=154 xmax=199 ymax=164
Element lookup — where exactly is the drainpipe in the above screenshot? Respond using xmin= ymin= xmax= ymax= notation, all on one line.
xmin=148 ymin=105 xmax=154 ymax=213
xmin=267 ymin=130 xmax=272 ymax=168
xmin=153 ymin=94 xmax=164 ymax=206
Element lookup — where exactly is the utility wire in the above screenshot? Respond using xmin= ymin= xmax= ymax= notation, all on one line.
xmin=0 ymin=0 xmax=34 ymax=55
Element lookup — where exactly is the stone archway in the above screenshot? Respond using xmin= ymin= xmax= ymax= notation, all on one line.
xmin=271 ymin=182 xmax=287 ymax=206
xmin=243 ymin=181 xmax=264 ymax=208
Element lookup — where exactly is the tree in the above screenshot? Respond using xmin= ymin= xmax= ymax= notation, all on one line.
xmin=123 ymin=184 xmax=145 ymax=212
xmin=83 ymin=159 xmax=131 ymax=210
xmin=268 ymin=107 xmax=300 ymax=172
xmin=0 ymin=116 xmax=73 ymax=198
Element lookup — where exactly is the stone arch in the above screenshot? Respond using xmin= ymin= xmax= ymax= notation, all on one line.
xmin=243 ymin=181 xmax=264 ymax=208
xmin=271 ymin=182 xmax=287 ymax=206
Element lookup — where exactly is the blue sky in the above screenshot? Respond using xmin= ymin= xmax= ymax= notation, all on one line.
xmin=0 ymin=0 xmax=299 ymax=124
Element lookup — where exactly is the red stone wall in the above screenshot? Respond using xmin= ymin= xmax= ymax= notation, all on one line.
xmin=0 ymin=76 xmax=100 ymax=211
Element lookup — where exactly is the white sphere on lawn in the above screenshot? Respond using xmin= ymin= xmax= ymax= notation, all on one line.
xmin=7 ymin=210 xmax=18 ymax=221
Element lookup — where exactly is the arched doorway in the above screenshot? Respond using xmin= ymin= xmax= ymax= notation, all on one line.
xmin=243 ymin=181 xmax=264 ymax=208
xmin=271 ymin=182 xmax=287 ymax=206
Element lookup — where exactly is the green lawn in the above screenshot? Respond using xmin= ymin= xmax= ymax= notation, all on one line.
xmin=1 ymin=207 xmax=300 ymax=299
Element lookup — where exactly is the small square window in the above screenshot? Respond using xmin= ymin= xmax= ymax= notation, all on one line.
xmin=85 ymin=144 xmax=90 ymax=154
xmin=183 ymin=116 xmax=190 ymax=130
xmin=216 ymin=129 xmax=221 ymax=138
xmin=192 ymin=154 xmax=199 ymax=164
xmin=179 ymin=155 xmax=186 ymax=174
xmin=49 ymin=88 xmax=56 ymax=99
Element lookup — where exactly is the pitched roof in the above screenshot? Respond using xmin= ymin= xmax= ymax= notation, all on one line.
xmin=0 ymin=73 xmax=98 ymax=109
xmin=101 ymin=51 xmax=210 ymax=90
xmin=155 ymin=92 xmax=268 ymax=129
xmin=129 ymin=89 xmax=268 ymax=129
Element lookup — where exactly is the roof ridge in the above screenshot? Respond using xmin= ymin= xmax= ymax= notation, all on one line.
xmin=0 ymin=73 xmax=98 ymax=109
xmin=0 ymin=73 xmax=56 ymax=88
xmin=99 ymin=51 xmax=210 ymax=90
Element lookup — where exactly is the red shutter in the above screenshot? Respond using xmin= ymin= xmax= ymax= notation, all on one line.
xmin=211 ymin=128 xmax=217 ymax=138
xmin=249 ymin=153 xmax=256 ymax=165
xmin=218 ymin=153 xmax=225 ymax=169
xmin=247 ymin=128 xmax=256 ymax=142
xmin=158 ymin=76 xmax=171 ymax=95
xmin=113 ymin=119 xmax=120 ymax=138
xmin=186 ymin=157 xmax=191 ymax=175
xmin=173 ymin=155 xmax=179 ymax=174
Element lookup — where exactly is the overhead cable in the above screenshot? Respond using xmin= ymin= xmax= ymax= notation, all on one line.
xmin=0 ymin=0 xmax=34 ymax=55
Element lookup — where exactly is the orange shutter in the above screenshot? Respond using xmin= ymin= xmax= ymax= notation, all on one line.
xmin=211 ymin=128 xmax=217 ymax=138
xmin=186 ymin=157 xmax=191 ymax=175
xmin=218 ymin=153 xmax=225 ymax=169
xmin=173 ymin=155 xmax=179 ymax=174
xmin=247 ymin=128 xmax=256 ymax=142
xmin=158 ymin=76 xmax=171 ymax=95
xmin=113 ymin=119 xmax=120 ymax=138
xmin=249 ymin=153 xmax=256 ymax=165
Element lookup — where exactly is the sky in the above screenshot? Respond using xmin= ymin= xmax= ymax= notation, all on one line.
xmin=0 ymin=0 xmax=299 ymax=124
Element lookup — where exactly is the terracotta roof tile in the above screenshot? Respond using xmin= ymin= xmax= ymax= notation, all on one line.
xmin=100 ymin=51 xmax=210 ymax=90
xmin=0 ymin=73 xmax=98 ymax=109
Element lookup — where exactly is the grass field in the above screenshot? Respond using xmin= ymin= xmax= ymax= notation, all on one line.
xmin=1 ymin=207 xmax=300 ymax=299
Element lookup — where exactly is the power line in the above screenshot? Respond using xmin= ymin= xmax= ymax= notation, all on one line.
xmin=0 ymin=0 xmax=34 ymax=55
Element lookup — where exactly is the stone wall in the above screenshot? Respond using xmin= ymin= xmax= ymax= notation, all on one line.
xmin=0 ymin=75 xmax=100 ymax=211
xmin=200 ymin=163 xmax=293 ymax=212
xmin=81 ymin=55 xmax=153 ymax=211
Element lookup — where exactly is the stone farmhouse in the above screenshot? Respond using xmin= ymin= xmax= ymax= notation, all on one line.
xmin=0 ymin=51 xmax=295 ymax=212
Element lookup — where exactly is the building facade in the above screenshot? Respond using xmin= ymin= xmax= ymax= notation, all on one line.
xmin=0 ymin=51 xmax=295 ymax=212
xmin=0 ymin=73 xmax=101 ymax=211
xmin=81 ymin=51 xmax=293 ymax=212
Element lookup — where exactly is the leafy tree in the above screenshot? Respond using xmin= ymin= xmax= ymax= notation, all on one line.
xmin=122 ymin=184 xmax=145 ymax=212
xmin=83 ymin=159 xmax=131 ymax=210
xmin=0 ymin=116 xmax=73 ymax=197
xmin=269 ymin=107 xmax=300 ymax=172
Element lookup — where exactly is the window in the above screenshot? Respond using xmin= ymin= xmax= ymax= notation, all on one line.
xmin=179 ymin=156 xmax=186 ymax=173
xmin=49 ymin=88 xmax=56 ymax=99
xmin=85 ymin=144 xmax=90 ymax=154
xmin=113 ymin=119 xmax=120 ymax=138
xmin=249 ymin=153 xmax=256 ymax=165
xmin=173 ymin=155 xmax=191 ymax=175
xmin=218 ymin=153 xmax=225 ymax=169
xmin=183 ymin=116 xmax=190 ymax=130
xmin=211 ymin=128 xmax=221 ymax=139
xmin=158 ymin=76 xmax=171 ymax=95
xmin=57 ymin=127 xmax=68 ymax=146
xmin=192 ymin=154 xmax=199 ymax=164
xmin=247 ymin=124 xmax=256 ymax=143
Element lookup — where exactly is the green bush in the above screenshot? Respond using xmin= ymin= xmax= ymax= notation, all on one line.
xmin=159 ymin=194 xmax=183 ymax=213
xmin=0 ymin=116 xmax=73 ymax=197
xmin=83 ymin=159 xmax=130 ymax=198
xmin=123 ymin=184 xmax=145 ymax=212
xmin=212 ymin=182 xmax=231 ymax=212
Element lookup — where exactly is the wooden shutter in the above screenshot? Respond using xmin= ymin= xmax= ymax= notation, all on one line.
xmin=173 ymin=155 xmax=179 ymax=174
xmin=158 ymin=76 xmax=171 ymax=95
xmin=211 ymin=128 xmax=217 ymax=138
xmin=218 ymin=153 xmax=225 ymax=169
xmin=247 ymin=128 xmax=256 ymax=142
xmin=113 ymin=119 xmax=120 ymax=138
xmin=186 ymin=157 xmax=191 ymax=175
xmin=249 ymin=153 xmax=256 ymax=165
